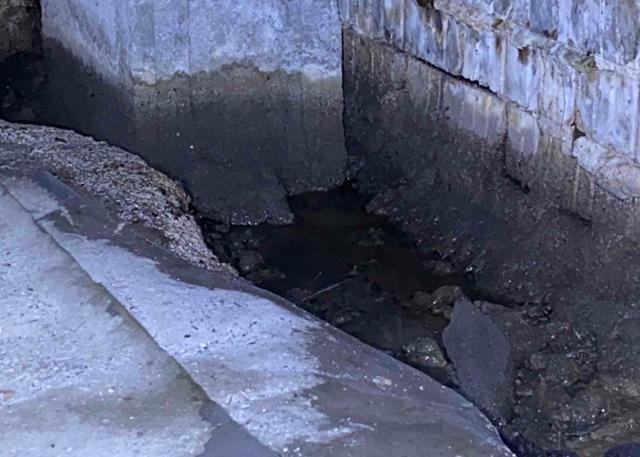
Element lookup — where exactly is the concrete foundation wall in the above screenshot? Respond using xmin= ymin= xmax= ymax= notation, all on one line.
xmin=37 ymin=0 xmax=640 ymax=232
xmin=0 ymin=0 xmax=40 ymax=62
xmin=341 ymin=0 xmax=640 ymax=237
xmin=40 ymin=0 xmax=346 ymax=224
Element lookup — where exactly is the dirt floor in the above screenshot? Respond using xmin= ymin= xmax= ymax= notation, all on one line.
xmin=200 ymin=181 xmax=640 ymax=457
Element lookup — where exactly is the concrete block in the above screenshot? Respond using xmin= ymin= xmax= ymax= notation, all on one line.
xmin=384 ymin=0 xmax=407 ymax=48
xmin=504 ymin=38 xmax=543 ymax=112
xmin=443 ymin=78 xmax=507 ymax=147
xmin=572 ymin=136 xmax=640 ymax=200
xmin=443 ymin=298 xmax=515 ymax=422
xmin=557 ymin=0 xmax=603 ymax=54
xmin=441 ymin=12 xmax=465 ymax=75
xmin=529 ymin=0 xmax=559 ymax=36
xmin=601 ymin=0 xmax=640 ymax=66
xmin=461 ymin=26 xmax=505 ymax=91
xmin=403 ymin=0 xmax=433 ymax=60
xmin=538 ymin=49 xmax=577 ymax=124
xmin=507 ymin=104 xmax=541 ymax=159
xmin=576 ymin=69 xmax=639 ymax=159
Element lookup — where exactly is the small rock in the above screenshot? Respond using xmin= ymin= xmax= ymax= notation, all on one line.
xmin=407 ymin=286 xmax=463 ymax=319
xmin=325 ymin=307 xmax=357 ymax=327
xmin=523 ymin=303 xmax=553 ymax=325
xmin=402 ymin=336 xmax=448 ymax=371
xmin=249 ymin=267 xmax=286 ymax=284
xmin=552 ymin=389 xmax=608 ymax=437
xmin=212 ymin=223 xmax=230 ymax=233
xmin=237 ymin=250 xmax=264 ymax=273
xmin=407 ymin=286 xmax=465 ymax=319
xmin=425 ymin=260 xmax=456 ymax=277
xmin=285 ymin=288 xmax=311 ymax=303
xmin=528 ymin=352 xmax=548 ymax=371
xmin=429 ymin=285 xmax=463 ymax=318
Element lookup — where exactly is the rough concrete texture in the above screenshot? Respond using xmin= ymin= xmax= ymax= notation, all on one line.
xmin=0 ymin=184 xmax=276 ymax=457
xmin=341 ymin=0 xmax=640 ymax=236
xmin=39 ymin=0 xmax=347 ymax=224
xmin=0 ymin=0 xmax=39 ymax=62
xmin=0 ymin=120 xmax=226 ymax=272
xmin=0 ymin=129 xmax=515 ymax=456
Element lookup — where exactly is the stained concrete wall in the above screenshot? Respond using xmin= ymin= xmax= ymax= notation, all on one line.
xmin=40 ymin=0 xmax=346 ymax=224
xmin=0 ymin=0 xmax=40 ymax=62
xmin=341 ymin=0 xmax=640 ymax=237
xmin=37 ymin=0 xmax=640 ymax=232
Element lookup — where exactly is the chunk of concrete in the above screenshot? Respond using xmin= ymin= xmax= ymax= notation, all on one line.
xmin=443 ymin=297 xmax=515 ymax=422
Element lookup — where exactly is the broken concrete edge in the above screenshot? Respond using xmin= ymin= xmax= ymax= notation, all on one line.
xmin=40 ymin=38 xmax=346 ymax=225
xmin=0 ymin=169 xmax=515 ymax=457
xmin=0 ymin=119 xmax=233 ymax=273
xmin=0 ymin=182 xmax=276 ymax=457
xmin=443 ymin=297 xmax=515 ymax=425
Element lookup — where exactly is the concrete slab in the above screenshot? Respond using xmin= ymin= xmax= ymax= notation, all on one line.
xmin=0 ymin=167 xmax=515 ymax=457
xmin=0 ymin=183 xmax=275 ymax=457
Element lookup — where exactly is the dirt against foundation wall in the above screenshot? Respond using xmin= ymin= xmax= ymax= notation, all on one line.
xmin=0 ymin=0 xmax=40 ymax=62
xmin=340 ymin=0 xmax=640 ymax=240
xmin=343 ymin=28 xmax=640 ymax=457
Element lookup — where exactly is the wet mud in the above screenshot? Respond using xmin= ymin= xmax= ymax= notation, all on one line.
xmin=201 ymin=184 xmax=469 ymax=386
xmin=200 ymin=183 xmax=640 ymax=457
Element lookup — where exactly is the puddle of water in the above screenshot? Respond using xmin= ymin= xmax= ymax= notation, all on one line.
xmin=200 ymin=183 xmax=475 ymax=386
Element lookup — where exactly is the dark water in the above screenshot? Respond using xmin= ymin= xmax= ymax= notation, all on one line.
xmin=200 ymin=183 xmax=475 ymax=386
xmin=198 ymin=183 xmax=609 ymax=457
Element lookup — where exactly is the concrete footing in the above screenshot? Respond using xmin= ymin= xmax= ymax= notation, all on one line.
xmin=39 ymin=0 xmax=347 ymax=224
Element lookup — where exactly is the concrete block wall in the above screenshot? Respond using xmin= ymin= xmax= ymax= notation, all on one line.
xmin=40 ymin=0 xmax=346 ymax=225
xmin=0 ymin=0 xmax=40 ymax=62
xmin=340 ymin=0 xmax=640 ymax=234
xmin=35 ymin=0 xmax=640 ymax=232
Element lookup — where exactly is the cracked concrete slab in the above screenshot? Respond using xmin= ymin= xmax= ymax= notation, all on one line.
xmin=0 ymin=182 xmax=275 ymax=457
xmin=0 ymin=163 xmax=515 ymax=457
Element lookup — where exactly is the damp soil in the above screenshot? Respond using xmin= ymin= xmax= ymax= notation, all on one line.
xmin=199 ymin=183 xmax=640 ymax=457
